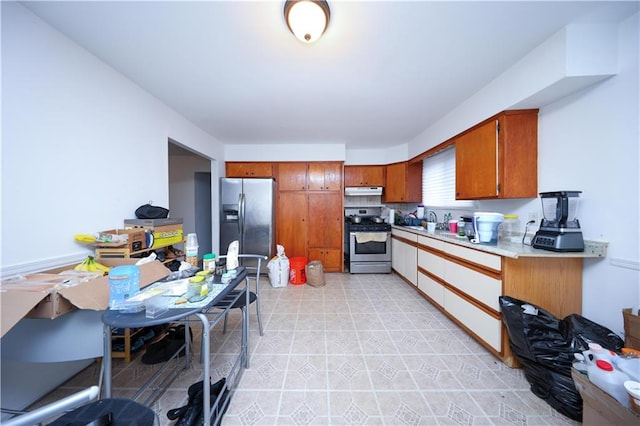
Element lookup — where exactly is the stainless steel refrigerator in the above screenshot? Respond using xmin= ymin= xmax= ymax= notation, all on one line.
xmin=220 ymin=178 xmax=275 ymax=274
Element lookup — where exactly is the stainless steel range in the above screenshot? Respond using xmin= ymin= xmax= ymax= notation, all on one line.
xmin=344 ymin=207 xmax=392 ymax=274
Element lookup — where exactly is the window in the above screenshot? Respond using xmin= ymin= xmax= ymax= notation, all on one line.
xmin=422 ymin=146 xmax=475 ymax=208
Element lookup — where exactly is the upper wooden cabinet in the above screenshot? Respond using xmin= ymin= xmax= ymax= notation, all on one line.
xmin=383 ymin=161 xmax=422 ymax=203
xmin=308 ymin=162 xmax=342 ymax=191
xmin=455 ymin=109 xmax=538 ymax=200
xmin=344 ymin=165 xmax=385 ymax=187
xmin=226 ymin=162 xmax=273 ymax=178
xmin=277 ymin=162 xmax=308 ymax=191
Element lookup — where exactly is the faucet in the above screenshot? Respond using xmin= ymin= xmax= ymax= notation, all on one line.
xmin=427 ymin=210 xmax=437 ymax=223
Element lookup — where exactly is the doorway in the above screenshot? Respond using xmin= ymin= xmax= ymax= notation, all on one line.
xmin=168 ymin=141 xmax=216 ymax=257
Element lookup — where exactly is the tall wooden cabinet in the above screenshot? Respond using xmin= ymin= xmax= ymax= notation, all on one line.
xmin=275 ymin=162 xmax=344 ymax=272
xmin=344 ymin=165 xmax=385 ymax=187
xmin=455 ymin=109 xmax=538 ymax=199
xmin=383 ymin=161 xmax=422 ymax=203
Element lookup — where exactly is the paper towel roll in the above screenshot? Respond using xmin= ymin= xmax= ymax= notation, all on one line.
xmin=389 ymin=209 xmax=395 ymax=224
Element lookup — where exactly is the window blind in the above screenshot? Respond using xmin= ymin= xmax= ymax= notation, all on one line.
xmin=422 ymin=146 xmax=476 ymax=208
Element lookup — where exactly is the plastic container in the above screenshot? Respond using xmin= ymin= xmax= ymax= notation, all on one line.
xmin=202 ymin=253 xmax=216 ymax=272
xmin=108 ymin=265 xmax=141 ymax=310
xmin=499 ymin=214 xmax=520 ymax=242
xmin=473 ymin=212 xmax=504 ymax=245
xmin=185 ymin=233 xmax=199 ymax=268
xmin=289 ymin=257 xmax=308 ymax=285
xmin=416 ymin=205 xmax=425 ymax=220
xmin=587 ymin=359 xmax=631 ymax=408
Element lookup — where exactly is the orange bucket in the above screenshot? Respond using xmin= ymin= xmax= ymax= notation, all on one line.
xmin=289 ymin=257 xmax=307 ymax=285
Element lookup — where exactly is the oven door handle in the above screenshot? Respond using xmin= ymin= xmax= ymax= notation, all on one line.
xmin=350 ymin=232 xmax=391 ymax=236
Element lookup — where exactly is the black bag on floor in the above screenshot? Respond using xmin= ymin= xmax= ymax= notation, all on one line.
xmin=498 ymin=295 xmax=625 ymax=422
xmin=167 ymin=378 xmax=229 ymax=426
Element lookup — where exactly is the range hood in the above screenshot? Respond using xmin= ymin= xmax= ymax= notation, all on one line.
xmin=345 ymin=187 xmax=383 ymax=196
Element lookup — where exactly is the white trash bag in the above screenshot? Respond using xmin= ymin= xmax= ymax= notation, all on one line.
xmin=268 ymin=245 xmax=290 ymax=288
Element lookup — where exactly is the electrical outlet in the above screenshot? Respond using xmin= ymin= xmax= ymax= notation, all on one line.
xmin=583 ymin=240 xmax=608 ymax=257
xmin=528 ymin=211 xmax=538 ymax=223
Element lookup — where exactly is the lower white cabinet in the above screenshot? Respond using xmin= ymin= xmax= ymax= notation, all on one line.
xmin=396 ymin=226 xmax=585 ymax=367
xmin=391 ymin=229 xmax=418 ymax=285
xmin=444 ymin=288 xmax=502 ymax=351
xmin=416 ymin=237 xmax=504 ymax=356
xmin=417 ymin=271 xmax=444 ymax=307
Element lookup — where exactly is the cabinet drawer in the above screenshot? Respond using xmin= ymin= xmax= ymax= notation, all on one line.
xmin=444 ymin=289 xmax=502 ymax=352
xmin=444 ymin=259 xmax=502 ymax=311
xmin=418 ymin=271 xmax=444 ymax=308
xmin=418 ymin=235 xmax=445 ymax=250
xmin=392 ymin=228 xmax=418 ymax=242
xmin=418 ymin=247 xmax=445 ymax=280
xmin=444 ymin=242 xmax=501 ymax=271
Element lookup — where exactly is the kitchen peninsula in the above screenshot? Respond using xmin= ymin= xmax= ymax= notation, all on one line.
xmin=391 ymin=225 xmax=605 ymax=367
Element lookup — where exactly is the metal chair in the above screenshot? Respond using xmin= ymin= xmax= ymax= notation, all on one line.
xmin=2 ymin=386 xmax=159 ymax=425
xmin=214 ymin=253 xmax=267 ymax=336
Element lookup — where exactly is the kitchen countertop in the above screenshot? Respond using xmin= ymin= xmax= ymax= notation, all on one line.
xmin=391 ymin=225 xmax=606 ymax=259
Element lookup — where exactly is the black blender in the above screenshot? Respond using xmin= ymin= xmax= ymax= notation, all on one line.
xmin=532 ymin=191 xmax=584 ymax=252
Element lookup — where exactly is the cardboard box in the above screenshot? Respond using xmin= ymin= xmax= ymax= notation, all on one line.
xmin=98 ymin=228 xmax=146 ymax=252
xmin=623 ymin=308 xmax=640 ymax=350
xmin=572 ymin=367 xmax=640 ymax=425
xmin=0 ymin=259 xmax=170 ymax=338
xmin=150 ymin=225 xmax=183 ymax=249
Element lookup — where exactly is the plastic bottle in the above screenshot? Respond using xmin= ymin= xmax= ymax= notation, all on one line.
xmin=202 ymin=253 xmax=216 ymax=272
xmin=585 ymin=342 xmax=618 ymax=363
xmin=587 ymin=359 xmax=631 ymax=407
xmin=185 ymin=233 xmax=199 ymax=268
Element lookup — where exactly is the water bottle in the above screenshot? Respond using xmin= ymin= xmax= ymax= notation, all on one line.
xmin=185 ymin=233 xmax=199 ymax=268
xmin=587 ymin=359 xmax=631 ymax=407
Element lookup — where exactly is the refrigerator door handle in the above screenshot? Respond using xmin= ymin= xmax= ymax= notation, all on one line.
xmin=238 ymin=193 xmax=245 ymax=235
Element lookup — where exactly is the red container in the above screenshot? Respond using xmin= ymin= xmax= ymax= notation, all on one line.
xmin=289 ymin=257 xmax=307 ymax=285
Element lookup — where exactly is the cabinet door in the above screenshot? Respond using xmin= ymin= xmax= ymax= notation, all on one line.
xmin=277 ymin=163 xmax=308 ymax=191
xmin=455 ymin=120 xmax=499 ymax=199
xmin=308 ymin=192 xmax=342 ymax=249
xmin=226 ymin=162 xmax=273 ymax=178
xmin=384 ymin=163 xmax=407 ymax=202
xmin=276 ymin=192 xmax=308 ymax=258
xmin=308 ymin=248 xmax=342 ymax=272
xmin=344 ymin=166 xmax=384 ymax=187
xmin=384 ymin=162 xmax=421 ymax=203
xmin=308 ymin=162 xmax=342 ymax=191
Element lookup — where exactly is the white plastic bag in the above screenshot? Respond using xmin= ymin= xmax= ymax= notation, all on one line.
xmin=226 ymin=240 xmax=239 ymax=270
xmin=267 ymin=245 xmax=290 ymax=288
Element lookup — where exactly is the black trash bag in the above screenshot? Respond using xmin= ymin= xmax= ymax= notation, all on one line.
xmin=519 ymin=358 xmax=583 ymax=421
xmin=167 ymin=377 xmax=229 ymax=426
xmin=499 ymin=296 xmax=624 ymax=373
xmin=499 ymin=296 xmax=567 ymax=369
xmin=498 ymin=295 xmax=625 ymax=422
xmin=563 ymin=313 xmax=625 ymax=355
xmin=135 ymin=203 xmax=169 ymax=219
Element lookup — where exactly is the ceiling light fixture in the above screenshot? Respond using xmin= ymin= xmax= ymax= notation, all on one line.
xmin=284 ymin=0 xmax=330 ymax=43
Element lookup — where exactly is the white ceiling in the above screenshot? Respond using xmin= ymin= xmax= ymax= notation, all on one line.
xmin=21 ymin=1 xmax=639 ymax=149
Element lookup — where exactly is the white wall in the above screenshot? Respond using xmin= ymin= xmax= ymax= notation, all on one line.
xmin=1 ymin=3 xmax=224 ymax=276
xmin=409 ymin=14 xmax=640 ymax=336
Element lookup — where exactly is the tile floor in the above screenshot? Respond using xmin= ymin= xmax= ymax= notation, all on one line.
xmin=30 ymin=272 xmax=580 ymax=425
